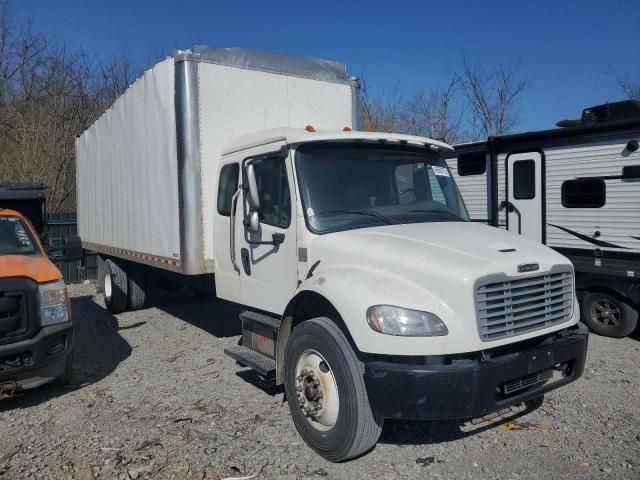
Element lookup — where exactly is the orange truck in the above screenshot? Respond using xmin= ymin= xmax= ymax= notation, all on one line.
xmin=0 ymin=183 xmax=82 ymax=398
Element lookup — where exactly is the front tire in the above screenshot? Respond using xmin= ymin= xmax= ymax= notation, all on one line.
xmin=104 ymin=259 xmax=128 ymax=314
xmin=284 ymin=318 xmax=382 ymax=462
xmin=581 ymin=291 xmax=638 ymax=338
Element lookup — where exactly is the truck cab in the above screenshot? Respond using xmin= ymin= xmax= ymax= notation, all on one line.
xmin=0 ymin=184 xmax=80 ymax=398
xmin=218 ymin=128 xmax=588 ymax=461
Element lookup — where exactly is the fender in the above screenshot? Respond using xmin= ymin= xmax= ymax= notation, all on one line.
xmin=277 ymin=265 xmax=460 ymax=361
xmin=576 ymin=272 xmax=640 ymax=305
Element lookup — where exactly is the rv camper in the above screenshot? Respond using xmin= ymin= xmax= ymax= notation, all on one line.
xmin=448 ymin=101 xmax=640 ymax=338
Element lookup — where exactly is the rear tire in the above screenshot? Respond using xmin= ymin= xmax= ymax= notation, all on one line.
xmin=127 ymin=264 xmax=146 ymax=310
xmin=581 ymin=291 xmax=638 ymax=338
xmin=96 ymin=255 xmax=105 ymax=294
xmin=104 ymin=259 xmax=128 ymax=314
xmin=284 ymin=318 xmax=382 ymax=462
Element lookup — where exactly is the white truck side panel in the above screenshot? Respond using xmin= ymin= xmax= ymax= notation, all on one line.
xmin=76 ymin=58 xmax=181 ymax=263
xmin=545 ymin=139 xmax=640 ymax=252
xmin=198 ymin=63 xmax=354 ymax=260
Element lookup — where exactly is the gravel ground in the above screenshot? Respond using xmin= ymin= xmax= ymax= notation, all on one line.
xmin=1 ymin=282 xmax=639 ymax=480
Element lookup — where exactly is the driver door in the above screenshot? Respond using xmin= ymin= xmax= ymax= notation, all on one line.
xmin=238 ymin=152 xmax=298 ymax=314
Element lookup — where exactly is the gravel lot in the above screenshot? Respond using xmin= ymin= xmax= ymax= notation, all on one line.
xmin=1 ymin=282 xmax=639 ymax=480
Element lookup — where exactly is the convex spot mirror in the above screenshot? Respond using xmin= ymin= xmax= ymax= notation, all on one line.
xmin=245 ymin=210 xmax=260 ymax=234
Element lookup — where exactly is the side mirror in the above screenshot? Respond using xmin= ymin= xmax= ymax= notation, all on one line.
xmin=246 ymin=164 xmax=261 ymax=210
xmin=245 ymin=211 xmax=260 ymax=234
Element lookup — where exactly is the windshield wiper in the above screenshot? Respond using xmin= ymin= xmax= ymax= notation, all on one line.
xmin=409 ymin=209 xmax=465 ymax=221
xmin=316 ymin=210 xmax=397 ymax=225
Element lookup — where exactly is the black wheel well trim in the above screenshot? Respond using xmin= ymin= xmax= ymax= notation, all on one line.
xmin=275 ymin=290 xmax=361 ymax=385
xmin=578 ymin=285 xmax=636 ymax=306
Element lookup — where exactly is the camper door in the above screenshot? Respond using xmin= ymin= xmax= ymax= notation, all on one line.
xmin=505 ymin=152 xmax=543 ymax=243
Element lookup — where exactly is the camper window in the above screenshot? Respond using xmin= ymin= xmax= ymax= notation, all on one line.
xmin=562 ymin=179 xmax=606 ymax=208
xmin=513 ymin=160 xmax=536 ymax=200
xmin=457 ymin=151 xmax=486 ymax=176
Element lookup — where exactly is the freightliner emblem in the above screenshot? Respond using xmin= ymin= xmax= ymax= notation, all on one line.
xmin=518 ymin=263 xmax=540 ymax=273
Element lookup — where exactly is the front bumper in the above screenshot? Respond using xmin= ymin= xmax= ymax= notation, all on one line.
xmin=364 ymin=323 xmax=588 ymax=420
xmin=0 ymin=322 xmax=74 ymax=391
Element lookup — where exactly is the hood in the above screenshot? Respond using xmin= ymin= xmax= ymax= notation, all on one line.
xmin=310 ymin=221 xmax=570 ymax=281
xmin=305 ymin=221 xmax=577 ymax=356
xmin=0 ymin=253 xmax=62 ymax=284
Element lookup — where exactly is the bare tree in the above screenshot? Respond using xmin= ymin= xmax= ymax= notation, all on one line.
xmin=616 ymin=74 xmax=640 ymax=101
xmin=404 ymin=78 xmax=464 ymax=143
xmin=457 ymin=56 xmax=527 ymax=139
xmin=0 ymin=0 xmax=136 ymax=212
xmin=360 ymin=56 xmax=527 ymax=143
xmin=359 ymin=80 xmax=408 ymax=133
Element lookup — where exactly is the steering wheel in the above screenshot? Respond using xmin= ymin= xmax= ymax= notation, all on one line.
xmin=390 ymin=187 xmax=415 ymax=204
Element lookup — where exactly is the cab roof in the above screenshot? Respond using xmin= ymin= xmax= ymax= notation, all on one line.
xmin=222 ymin=127 xmax=454 ymax=156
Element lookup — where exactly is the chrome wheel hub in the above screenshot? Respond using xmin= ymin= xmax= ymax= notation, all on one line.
xmin=104 ymin=271 xmax=112 ymax=300
xmin=591 ymin=299 xmax=621 ymax=327
xmin=294 ymin=350 xmax=339 ymax=431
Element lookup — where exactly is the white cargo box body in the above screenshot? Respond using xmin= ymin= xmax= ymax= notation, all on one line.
xmin=76 ymin=47 xmax=359 ymax=274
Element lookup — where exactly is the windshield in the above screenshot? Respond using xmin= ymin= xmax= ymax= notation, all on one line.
xmin=296 ymin=144 xmax=470 ymax=234
xmin=0 ymin=216 xmax=38 ymax=255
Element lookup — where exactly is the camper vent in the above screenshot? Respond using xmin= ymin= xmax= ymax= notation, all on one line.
xmin=475 ymin=268 xmax=573 ymax=342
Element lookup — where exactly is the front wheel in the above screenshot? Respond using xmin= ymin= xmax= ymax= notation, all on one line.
xmin=581 ymin=291 xmax=638 ymax=338
xmin=284 ymin=318 xmax=382 ymax=462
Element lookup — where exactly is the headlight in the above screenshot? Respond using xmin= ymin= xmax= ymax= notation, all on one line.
xmin=39 ymin=280 xmax=70 ymax=326
xmin=367 ymin=305 xmax=448 ymax=337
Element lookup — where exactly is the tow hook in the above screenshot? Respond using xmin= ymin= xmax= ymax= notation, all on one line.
xmin=0 ymin=381 xmax=17 ymax=399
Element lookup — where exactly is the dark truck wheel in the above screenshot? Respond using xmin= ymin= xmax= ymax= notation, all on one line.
xmin=127 ymin=263 xmax=146 ymax=310
xmin=104 ymin=259 xmax=128 ymax=314
xmin=284 ymin=317 xmax=382 ymax=462
xmin=581 ymin=291 xmax=638 ymax=338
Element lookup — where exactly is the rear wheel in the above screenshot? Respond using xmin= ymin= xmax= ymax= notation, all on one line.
xmin=104 ymin=259 xmax=128 ymax=314
xmin=581 ymin=291 xmax=638 ymax=338
xmin=127 ymin=263 xmax=147 ymax=310
xmin=284 ymin=318 xmax=382 ymax=462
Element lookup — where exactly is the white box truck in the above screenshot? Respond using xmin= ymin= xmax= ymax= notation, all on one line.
xmin=76 ymin=47 xmax=588 ymax=461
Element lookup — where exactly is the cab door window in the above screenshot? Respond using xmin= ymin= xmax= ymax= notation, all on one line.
xmin=217 ymin=163 xmax=239 ymax=216
xmin=250 ymin=156 xmax=291 ymax=228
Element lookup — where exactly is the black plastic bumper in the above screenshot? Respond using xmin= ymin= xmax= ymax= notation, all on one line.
xmin=364 ymin=323 xmax=588 ymax=421
xmin=0 ymin=322 xmax=74 ymax=391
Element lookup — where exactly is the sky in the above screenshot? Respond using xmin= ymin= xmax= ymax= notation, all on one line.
xmin=14 ymin=0 xmax=640 ymax=134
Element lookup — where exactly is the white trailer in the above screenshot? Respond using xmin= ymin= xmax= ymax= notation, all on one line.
xmin=77 ymin=47 xmax=588 ymax=461
xmin=448 ymin=101 xmax=640 ymax=338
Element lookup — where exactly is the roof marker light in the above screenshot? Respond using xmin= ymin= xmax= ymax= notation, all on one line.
xmin=342 ymin=127 xmax=352 ymax=131
xmin=305 ymin=125 xmax=316 ymax=132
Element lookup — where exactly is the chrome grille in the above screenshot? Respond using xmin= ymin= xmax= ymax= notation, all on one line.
xmin=475 ymin=269 xmax=573 ymax=341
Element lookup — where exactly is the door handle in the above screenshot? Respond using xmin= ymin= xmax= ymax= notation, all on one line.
xmin=241 ymin=248 xmax=251 ymax=275
xmin=499 ymin=201 xmax=522 ymax=235
xmin=229 ymin=189 xmax=241 ymax=275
